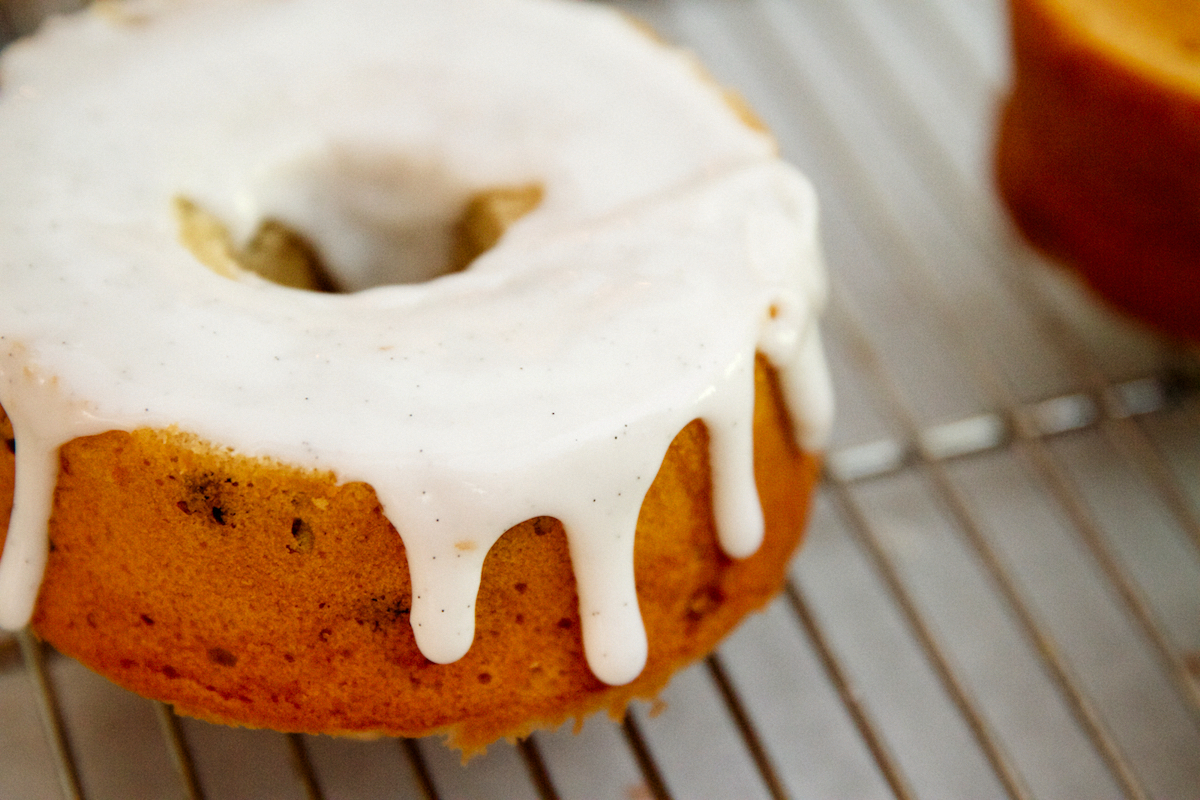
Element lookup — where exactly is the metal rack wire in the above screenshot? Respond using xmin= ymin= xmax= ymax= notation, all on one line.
xmin=3 ymin=0 xmax=1200 ymax=797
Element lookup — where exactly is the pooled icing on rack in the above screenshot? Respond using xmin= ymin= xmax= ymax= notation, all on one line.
xmin=0 ymin=0 xmax=832 ymax=686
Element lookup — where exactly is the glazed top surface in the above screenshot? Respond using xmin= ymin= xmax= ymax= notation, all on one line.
xmin=0 ymin=0 xmax=832 ymax=685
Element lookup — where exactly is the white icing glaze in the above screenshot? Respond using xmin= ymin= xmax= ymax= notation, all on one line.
xmin=0 ymin=0 xmax=832 ymax=686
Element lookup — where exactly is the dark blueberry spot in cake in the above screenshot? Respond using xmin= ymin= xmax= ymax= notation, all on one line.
xmin=530 ymin=516 xmax=559 ymax=537
xmin=140 ymin=614 xmax=155 ymax=626
xmin=179 ymin=472 xmax=238 ymax=526
xmin=557 ymin=617 xmax=573 ymax=629
xmin=685 ymin=584 xmax=725 ymax=623
xmin=477 ymin=672 xmax=492 ymax=684
xmin=284 ymin=653 xmax=295 ymax=663
xmin=119 ymin=658 xmax=136 ymax=669
xmin=207 ymin=685 xmax=246 ymax=702
xmin=207 ymin=647 xmax=238 ymax=667
xmin=514 ymin=582 xmax=527 ymax=594
xmin=4 ymin=438 xmax=14 ymax=454
xmin=162 ymin=665 xmax=179 ymax=679
xmin=288 ymin=517 xmax=314 ymax=554
xmin=47 ymin=540 xmax=56 ymax=553
xmin=515 ymin=613 xmax=524 ymax=624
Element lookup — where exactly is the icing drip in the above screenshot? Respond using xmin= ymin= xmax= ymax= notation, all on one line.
xmin=0 ymin=347 xmax=112 ymax=629
xmin=0 ymin=0 xmax=833 ymax=686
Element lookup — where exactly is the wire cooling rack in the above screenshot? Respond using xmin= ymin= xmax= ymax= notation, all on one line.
xmin=3 ymin=0 xmax=1200 ymax=797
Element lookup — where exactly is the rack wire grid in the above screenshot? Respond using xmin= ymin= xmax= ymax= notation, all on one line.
xmin=3 ymin=0 xmax=1200 ymax=797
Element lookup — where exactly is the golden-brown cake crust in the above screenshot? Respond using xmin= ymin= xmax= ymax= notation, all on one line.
xmin=995 ymin=0 xmax=1200 ymax=339
xmin=0 ymin=355 xmax=817 ymax=754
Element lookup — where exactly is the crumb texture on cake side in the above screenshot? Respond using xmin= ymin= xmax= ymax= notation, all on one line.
xmin=1 ymin=359 xmax=820 ymax=753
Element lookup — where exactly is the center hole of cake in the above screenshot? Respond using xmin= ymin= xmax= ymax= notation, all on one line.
xmin=176 ymin=148 xmax=542 ymax=293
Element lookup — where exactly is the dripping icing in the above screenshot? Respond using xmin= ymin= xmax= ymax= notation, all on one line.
xmin=0 ymin=0 xmax=832 ymax=687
